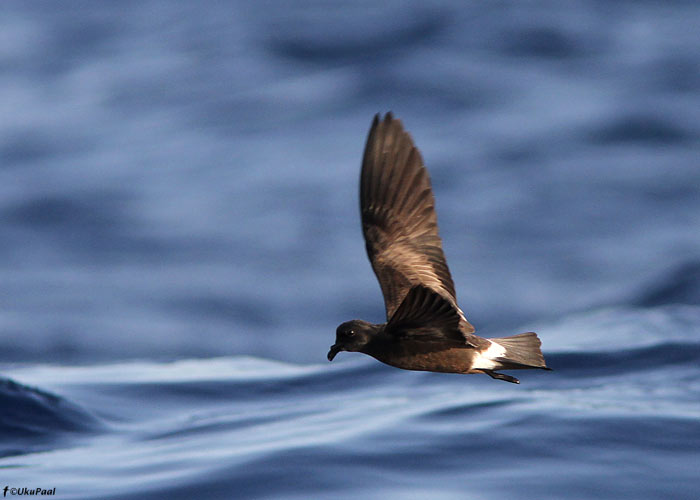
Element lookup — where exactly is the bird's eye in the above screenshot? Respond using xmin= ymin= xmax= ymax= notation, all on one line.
xmin=347 ymin=330 xmax=356 ymax=337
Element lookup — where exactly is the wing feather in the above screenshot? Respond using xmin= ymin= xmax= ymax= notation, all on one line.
xmin=360 ymin=113 xmax=475 ymax=335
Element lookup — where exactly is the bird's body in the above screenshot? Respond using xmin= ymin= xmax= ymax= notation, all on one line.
xmin=363 ymin=337 xmax=479 ymax=374
xmin=329 ymin=113 xmax=549 ymax=383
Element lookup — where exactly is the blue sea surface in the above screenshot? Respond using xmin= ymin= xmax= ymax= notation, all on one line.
xmin=1 ymin=1 xmax=699 ymax=499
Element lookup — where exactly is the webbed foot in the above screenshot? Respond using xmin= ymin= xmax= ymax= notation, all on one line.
xmin=483 ymin=370 xmax=520 ymax=384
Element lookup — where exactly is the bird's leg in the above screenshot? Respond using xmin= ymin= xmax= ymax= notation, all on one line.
xmin=483 ymin=370 xmax=520 ymax=384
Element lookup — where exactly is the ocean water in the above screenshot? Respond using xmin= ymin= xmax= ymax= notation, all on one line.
xmin=1 ymin=1 xmax=699 ymax=499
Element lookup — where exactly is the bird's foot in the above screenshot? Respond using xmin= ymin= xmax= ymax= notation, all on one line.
xmin=483 ymin=370 xmax=520 ymax=384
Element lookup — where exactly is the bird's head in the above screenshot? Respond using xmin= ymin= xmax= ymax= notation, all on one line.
xmin=327 ymin=320 xmax=378 ymax=361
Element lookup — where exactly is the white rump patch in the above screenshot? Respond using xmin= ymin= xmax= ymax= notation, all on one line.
xmin=471 ymin=340 xmax=507 ymax=370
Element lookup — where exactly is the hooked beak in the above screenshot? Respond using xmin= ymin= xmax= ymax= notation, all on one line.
xmin=327 ymin=344 xmax=342 ymax=361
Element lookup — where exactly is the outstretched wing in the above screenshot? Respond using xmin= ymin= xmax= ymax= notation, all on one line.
xmin=360 ymin=113 xmax=475 ymax=334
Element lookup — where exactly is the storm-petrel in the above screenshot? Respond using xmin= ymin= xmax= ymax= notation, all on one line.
xmin=327 ymin=113 xmax=549 ymax=383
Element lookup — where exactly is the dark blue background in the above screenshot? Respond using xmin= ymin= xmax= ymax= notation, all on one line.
xmin=1 ymin=1 xmax=699 ymax=498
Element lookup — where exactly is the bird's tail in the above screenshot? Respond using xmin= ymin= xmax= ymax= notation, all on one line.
xmin=489 ymin=332 xmax=549 ymax=370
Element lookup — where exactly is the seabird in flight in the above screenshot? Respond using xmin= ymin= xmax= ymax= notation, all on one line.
xmin=328 ymin=113 xmax=550 ymax=383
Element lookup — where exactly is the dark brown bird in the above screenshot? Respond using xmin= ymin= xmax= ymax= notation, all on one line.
xmin=327 ymin=113 xmax=550 ymax=383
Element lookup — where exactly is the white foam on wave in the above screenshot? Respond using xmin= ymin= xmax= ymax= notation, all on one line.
xmin=4 ymin=356 xmax=328 ymax=387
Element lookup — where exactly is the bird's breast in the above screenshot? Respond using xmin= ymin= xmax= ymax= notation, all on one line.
xmin=365 ymin=341 xmax=477 ymax=374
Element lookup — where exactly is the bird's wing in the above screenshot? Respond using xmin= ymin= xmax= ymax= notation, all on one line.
xmin=385 ymin=285 xmax=483 ymax=347
xmin=360 ymin=113 xmax=475 ymax=335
